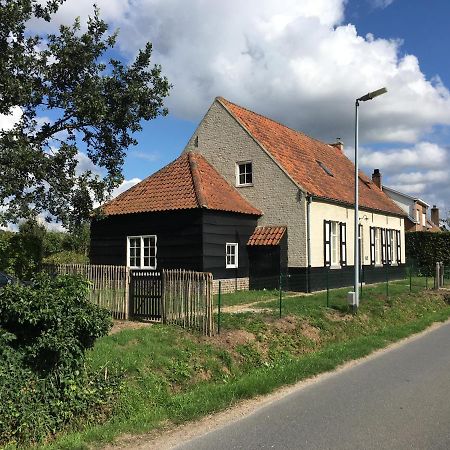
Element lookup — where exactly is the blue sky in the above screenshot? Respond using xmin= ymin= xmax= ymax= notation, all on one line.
xmin=8 ymin=0 xmax=450 ymax=222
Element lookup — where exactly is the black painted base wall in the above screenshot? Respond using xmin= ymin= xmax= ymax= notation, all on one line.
xmin=281 ymin=264 xmax=407 ymax=292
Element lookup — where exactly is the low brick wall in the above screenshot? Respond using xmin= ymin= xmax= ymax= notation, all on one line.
xmin=213 ymin=277 xmax=249 ymax=294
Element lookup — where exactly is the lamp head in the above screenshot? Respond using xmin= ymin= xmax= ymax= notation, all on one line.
xmin=357 ymin=87 xmax=387 ymax=102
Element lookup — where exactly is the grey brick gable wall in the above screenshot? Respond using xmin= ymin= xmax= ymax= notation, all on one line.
xmin=183 ymin=99 xmax=308 ymax=268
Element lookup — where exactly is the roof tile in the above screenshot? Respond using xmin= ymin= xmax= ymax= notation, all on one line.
xmin=218 ymin=97 xmax=406 ymax=217
xmin=102 ymin=152 xmax=262 ymax=216
xmin=247 ymin=226 xmax=287 ymax=246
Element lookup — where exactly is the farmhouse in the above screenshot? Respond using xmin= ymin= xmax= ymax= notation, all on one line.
xmin=91 ymin=97 xmax=407 ymax=292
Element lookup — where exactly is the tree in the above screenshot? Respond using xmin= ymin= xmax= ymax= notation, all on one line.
xmin=0 ymin=1 xmax=171 ymax=230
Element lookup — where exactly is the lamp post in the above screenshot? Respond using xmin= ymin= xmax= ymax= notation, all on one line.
xmin=353 ymin=87 xmax=387 ymax=310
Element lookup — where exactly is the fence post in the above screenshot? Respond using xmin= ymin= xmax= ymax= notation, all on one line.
xmin=279 ymin=273 xmax=282 ymax=319
xmin=326 ymin=266 xmax=329 ymax=308
xmin=409 ymin=262 xmax=412 ymax=293
xmin=217 ymin=281 xmax=222 ymax=335
xmin=434 ymin=262 xmax=439 ymax=289
xmin=440 ymin=262 xmax=444 ymax=288
xmin=360 ymin=265 xmax=363 ymax=300
xmin=124 ymin=267 xmax=130 ymax=320
xmin=385 ymin=264 xmax=389 ymax=299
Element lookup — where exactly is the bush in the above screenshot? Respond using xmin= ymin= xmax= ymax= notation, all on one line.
xmin=0 ymin=274 xmax=119 ymax=447
xmin=406 ymin=232 xmax=450 ymax=276
xmin=43 ymin=250 xmax=89 ymax=265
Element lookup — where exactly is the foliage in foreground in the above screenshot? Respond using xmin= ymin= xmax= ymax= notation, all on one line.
xmin=0 ymin=274 xmax=118 ymax=447
xmin=45 ymin=284 xmax=450 ymax=449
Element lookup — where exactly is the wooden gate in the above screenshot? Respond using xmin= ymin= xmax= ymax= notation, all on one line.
xmin=129 ymin=270 xmax=162 ymax=320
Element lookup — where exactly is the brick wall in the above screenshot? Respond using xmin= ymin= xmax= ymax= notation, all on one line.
xmin=184 ymin=99 xmax=308 ymax=268
xmin=213 ymin=277 xmax=249 ymax=294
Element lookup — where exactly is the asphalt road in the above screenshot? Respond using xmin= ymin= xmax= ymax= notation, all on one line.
xmin=176 ymin=321 xmax=450 ymax=450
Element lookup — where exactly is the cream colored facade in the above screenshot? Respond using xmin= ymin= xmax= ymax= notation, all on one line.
xmin=310 ymin=200 xmax=405 ymax=267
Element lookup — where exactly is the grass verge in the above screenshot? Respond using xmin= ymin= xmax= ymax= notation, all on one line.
xmin=40 ymin=286 xmax=450 ymax=449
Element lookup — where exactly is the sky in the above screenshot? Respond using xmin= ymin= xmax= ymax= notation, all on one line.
xmin=4 ymin=0 xmax=450 ymax=223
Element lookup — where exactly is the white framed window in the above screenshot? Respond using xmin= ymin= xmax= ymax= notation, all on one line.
xmin=226 ymin=243 xmax=238 ymax=268
xmin=127 ymin=235 xmax=157 ymax=269
xmin=390 ymin=230 xmax=396 ymax=264
xmin=236 ymin=161 xmax=253 ymax=186
xmin=330 ymin=221 xmax=339 ymax=266
xmin=415 ymin=209 xmax=420 ymax=223
xmin=375 ymin=228 xmax=381 ymax=265
xmin=422 ymin=213 xmax=426 ymax=227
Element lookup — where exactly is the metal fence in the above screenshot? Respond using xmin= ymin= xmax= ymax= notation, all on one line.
xmin=215 ymin=260 xmax=448 ymax=332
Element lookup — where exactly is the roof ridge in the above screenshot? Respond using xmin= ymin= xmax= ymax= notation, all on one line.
xmin=217 ymin=96 xmax=334 ymax=151
xmin=187 ymin=151 xmax=207 ymax=208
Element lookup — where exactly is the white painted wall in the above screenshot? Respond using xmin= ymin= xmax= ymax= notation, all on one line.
xmin=310 ymin=200 xmax=405 ymax=268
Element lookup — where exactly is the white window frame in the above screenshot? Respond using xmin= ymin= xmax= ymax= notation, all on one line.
xmin=330 ymin=221 xmax=339 ymax=267
xmin=422 ymin=212 xmax=426 ymax=227
xmin=375 ymin=228 xmax=381 ymax=265
xmin=415 ymin=209 xmax=420 ymax=223
xmin=226 ymin=243 xmax=239 ymax=268
xmin=390 ymin=230 xmax=396 ymax=265
xmin=235 ymin=161 xmax=253 ymax=187
xmin=127 ymin=235 xmax=157 ymax=269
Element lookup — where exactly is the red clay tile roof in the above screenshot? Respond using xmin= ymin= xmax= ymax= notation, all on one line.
xmin=247 ymin=226 xmax=287 ymax=246
xmin=101 ymin=152 xmax=262 ymax=216
xmin=218 ymin=97 xmax=406 ymax=217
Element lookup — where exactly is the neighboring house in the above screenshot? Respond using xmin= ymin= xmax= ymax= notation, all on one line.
xmin=91 ymin=97 xmax=407 ymax=292
xmin=382 ymin=185 xmax=441 ymax=232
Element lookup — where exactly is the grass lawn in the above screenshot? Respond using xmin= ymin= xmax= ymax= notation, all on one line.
xmin=214 ymin=288 xmax=280 ymax=307
xmin=41 ymin=279 xmax=450 ymax=449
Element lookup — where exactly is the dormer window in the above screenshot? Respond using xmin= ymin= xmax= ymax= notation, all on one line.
xmin=317 ymin=160 xmax=334 ymax=177
xmin=236 ymin=161 xmax=253 ymax=187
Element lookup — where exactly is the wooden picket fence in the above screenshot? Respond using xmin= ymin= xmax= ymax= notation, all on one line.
xmin=44 ymin=264 xmax=214 ymax=335
xmin=44 ymin=264 xmax=130 ymax=320
xmin=163 ymin=269 xmax=214 ymax=336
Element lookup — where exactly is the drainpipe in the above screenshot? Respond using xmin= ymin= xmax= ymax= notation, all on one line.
xmin=306 ymin=194 xmax=312 ymax=293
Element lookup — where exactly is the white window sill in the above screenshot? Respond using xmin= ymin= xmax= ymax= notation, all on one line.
xmin=236 ymin=183 xmax=253 ymax=188
xmin=375 ymin=263 xmax=383 ymax=267
xmin=330 ymin=264 xmax=341 ymax=270
xmin=226 ymin=266 xmax=238 ymax=269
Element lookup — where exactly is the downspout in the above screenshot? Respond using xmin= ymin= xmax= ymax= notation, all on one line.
xmin=306 ymin=194 xmax=312 ymax=293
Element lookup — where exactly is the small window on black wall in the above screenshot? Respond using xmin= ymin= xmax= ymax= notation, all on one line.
xmin=226 ymin=243 xmax=239 ymax=268
xmin=236 ymin=162 xmax=253 ymax=186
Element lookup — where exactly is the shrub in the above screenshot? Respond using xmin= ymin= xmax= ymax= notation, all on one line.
xmin=43 ymin=250 xmax=89 ymax=265
xmin=406 ymin=232 xmax=450 ymax=276
xmin=0 ymin=274 xmax=119 ymax=447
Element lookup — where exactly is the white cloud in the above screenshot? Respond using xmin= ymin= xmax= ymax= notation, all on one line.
xmin=110 ymin=178 xmax=141 ymax=198
xmin=0 ymin=106 xmax=22 ymax=132
xmin=359 ymin=142 xmax=448 ymax=170
xmin=369 ymin=0 xmax=395 ymax=9
xmin=358 ymin=142 xmax=450 ymax=214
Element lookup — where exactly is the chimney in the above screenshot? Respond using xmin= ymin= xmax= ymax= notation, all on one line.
xmin=330 ymin=138 xmax=344 ymax=152
xmin=431 ymin=205 xmax=439 ymax=225
xmin=372 ymin=169 xmax=382 ymax=189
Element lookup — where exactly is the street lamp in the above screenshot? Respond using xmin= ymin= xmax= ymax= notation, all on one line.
xmin=353 ymin=87 xmax=387 ymax=311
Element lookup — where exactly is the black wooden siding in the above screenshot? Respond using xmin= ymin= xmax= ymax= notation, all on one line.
xmin=90 ymin=209 xmax=258 ymax=279
xmin=90 ymin=210 xmax=203 ymax=271
xmin=202 ymin=210 xmax=258 ymax=279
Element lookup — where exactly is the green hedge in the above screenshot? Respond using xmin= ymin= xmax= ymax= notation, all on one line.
xmin=0 ymin=274 xmax=120 ymax=447
xmin=406 ymin=232 xmax=450 ymax=276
